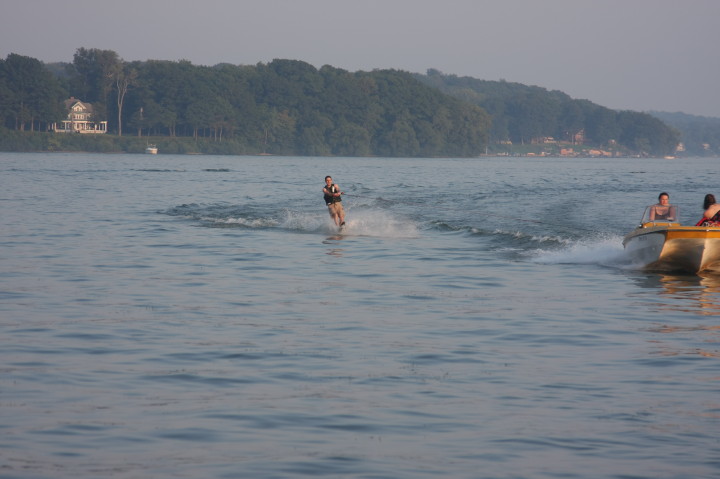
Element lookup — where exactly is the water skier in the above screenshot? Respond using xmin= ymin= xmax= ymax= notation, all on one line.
xmin=323 ymin=175 xmax=345 ymax=229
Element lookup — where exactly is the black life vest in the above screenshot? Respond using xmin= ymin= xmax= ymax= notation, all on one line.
xmin=324 ymin=183 xmax=341 ymax=204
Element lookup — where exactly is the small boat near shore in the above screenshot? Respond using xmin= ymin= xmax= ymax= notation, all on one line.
xmin=145 ymin=144 xmax=158 ymax=154
xmin=623 ymin=206 xmax=720 ymax=273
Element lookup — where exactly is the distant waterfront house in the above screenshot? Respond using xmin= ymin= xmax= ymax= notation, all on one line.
xmin=52 ymin=98 xmax=107 ymax=134
xmin=531 ymin=136 xmax=557 ymax=144
xmin=572 ymin=129 xmax=584 ymax=145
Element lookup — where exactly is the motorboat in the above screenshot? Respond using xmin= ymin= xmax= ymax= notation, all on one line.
xmin=145 ymin=144 xmax=158 ymax=154
xmin=623 ymin=205 xmax=720 ymax=273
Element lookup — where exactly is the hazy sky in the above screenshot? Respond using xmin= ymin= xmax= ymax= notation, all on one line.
xmin=3 ymin=0 xmax=719 ymax=117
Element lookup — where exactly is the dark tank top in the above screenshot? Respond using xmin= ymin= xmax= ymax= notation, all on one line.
xmin=324 ymin=183 xmax=341 ymax=204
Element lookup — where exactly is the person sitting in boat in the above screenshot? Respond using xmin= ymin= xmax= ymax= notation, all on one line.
xmin=695 ymin=193 xmax=720 ymax=226
xmin=649 ymin=192 xmax=676 ymax=221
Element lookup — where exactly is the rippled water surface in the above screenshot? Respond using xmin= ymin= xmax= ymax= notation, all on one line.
xmin=1 ymin=153 xmax=719 ymax=478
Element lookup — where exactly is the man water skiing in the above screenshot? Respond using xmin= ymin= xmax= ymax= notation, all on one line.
xmin=323 ymin=175 xmax=346 ymax=230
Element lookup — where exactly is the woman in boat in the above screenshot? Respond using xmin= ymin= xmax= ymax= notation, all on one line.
xmin=649 ymin=192 xmax=676 ymax=220
xmin=695 ymin=194 xmax=720 ymax=226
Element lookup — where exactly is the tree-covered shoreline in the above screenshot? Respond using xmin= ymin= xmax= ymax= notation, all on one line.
xmin=416 ymin=70 xmax=682 ymax=158
xmin=1 ymin=48 xmax=712 ymax=157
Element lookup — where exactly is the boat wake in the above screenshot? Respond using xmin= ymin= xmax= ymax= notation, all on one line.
xmin=524 ymin=234 xmax=644 ymax=269
xmin=164 ymin=203 xmax=645 ymax=268
xmin=163 ymin=203 xmax=418 ymax=238
xmin=331 ymin=209 xmax=419 ymax=238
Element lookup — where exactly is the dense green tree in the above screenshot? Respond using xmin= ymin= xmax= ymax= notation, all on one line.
xmin=617 ymin=111 xmax=679 ymax=156
xmin=0 ymin=78 xmax=12 ymax=127
xmin=557 ymin=99 xmax=585 ymax=142
xmin=507 ymin=90 xmax=560 ymax=144
xmin=37 ymin=55 xmax=493 ymax=156
xmin=418 ymin=70 xmax=678 ymax=155
xmin=328 ymin=121 xmax=371 ymax=157
xmin=649 ymin=111 xmax=720 ymax=156
xmin=379 ymin=115 xmax=420 ymax=157
xmin=0 ymin=54 xmax=65 ymax=131
xmin=580 ymin=101 xmax=619 ymax=145
xmin=114 ymin=65 xmax=138 ymax=136
xmin=298 ymin=126 xmax=332 ymax=156
xmin=0 ymin=51 xmax=686 ymax=157
xmin=446 ymin=102 xmax=490 ymax=157
xmin=126 ymin=60 xmax=197 ymax=137
xmin=68 ymin=48 xmax=122 ymax=123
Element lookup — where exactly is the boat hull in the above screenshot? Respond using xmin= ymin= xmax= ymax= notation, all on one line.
xmin=623 ymin=224 xmax=720 ymax=272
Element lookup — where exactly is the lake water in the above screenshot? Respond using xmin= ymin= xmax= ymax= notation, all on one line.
xmin=1 ymin=152 xmax=719 ymax=479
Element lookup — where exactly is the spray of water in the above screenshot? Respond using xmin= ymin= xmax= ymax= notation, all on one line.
xmin=280 ymin=208 xmax=419 ymax=238
xmin=177 ymin=202 xmax=419 ymax=238
xmin=526 ymin=233 xmax=639 ymax=269
xmin=169 ymin=203 xmax=639 ymax=268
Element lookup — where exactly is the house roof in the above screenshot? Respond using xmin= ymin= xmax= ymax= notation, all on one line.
xmin=64 ymin=97 xmax=94 ymax=113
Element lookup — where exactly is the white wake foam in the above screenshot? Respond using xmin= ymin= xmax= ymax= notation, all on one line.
xmin=336 ymin=209 xmax=419 ymax=238
xmin=526 ymin=234 xmax=631 ymax=268
xmin=217 ymin=216 xmax=278 ymax=228
xmin=277 ymin=208 xmax=419 ymax=238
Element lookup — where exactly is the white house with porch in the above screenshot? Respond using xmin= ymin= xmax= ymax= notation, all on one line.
xmin=53 ymin=98 xmax=107 ymax=134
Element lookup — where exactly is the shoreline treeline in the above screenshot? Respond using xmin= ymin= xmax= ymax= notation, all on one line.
xmin=0 ymin=48 xmax=706 ymax=157
xmin=418 ymin=70 xmax=682 ymax=157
